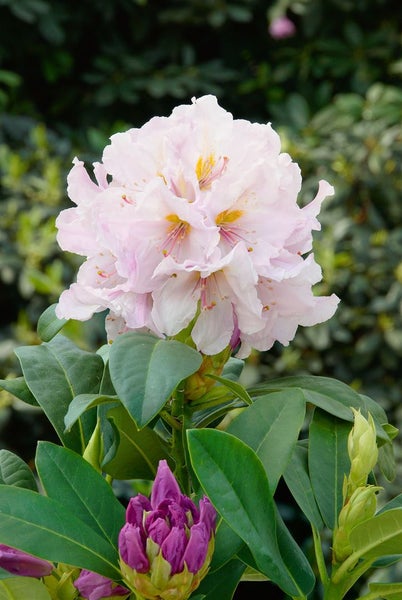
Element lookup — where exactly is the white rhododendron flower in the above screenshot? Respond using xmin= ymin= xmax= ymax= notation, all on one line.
xmin=56 ymin=95 xmax=339 ymax=356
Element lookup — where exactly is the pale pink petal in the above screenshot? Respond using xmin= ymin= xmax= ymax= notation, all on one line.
xmin=192 ymin=298 xmax=234 ymax=355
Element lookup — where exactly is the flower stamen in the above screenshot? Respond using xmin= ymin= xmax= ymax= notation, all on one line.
xmin=162 ymin=214 xmax=191 ymax=257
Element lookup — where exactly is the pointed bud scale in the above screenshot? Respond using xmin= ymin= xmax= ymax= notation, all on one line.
xmin=333 ymin=485 xmax=381 ymax=563
xmin=0 ymin=545 xmax=53 ymax=578
xmin=119 ymin=460 xmax=216 ymax=600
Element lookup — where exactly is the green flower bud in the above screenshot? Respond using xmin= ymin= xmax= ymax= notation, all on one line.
xmin=333 ymin=485 xmax=381 ymax=563
xmin=43 ymin=563 xmax=81 ymax=600
xmin=184 ymin=346 xmax=231 ymax=401
xmin=347 ymin=409 xmax=378 ymax=495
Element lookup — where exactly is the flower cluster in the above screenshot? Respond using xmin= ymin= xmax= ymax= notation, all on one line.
xmin=118 ymin=460 xmax=216 ymax=600
xmin=56 ymin=95 xmax=339 ymax=357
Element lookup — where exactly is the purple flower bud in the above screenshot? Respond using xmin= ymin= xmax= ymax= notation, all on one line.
xmin=180 ymin=495 xmax=199 ymax=525
xmin=118 ymin=523 xmax=149 ymax=573
xmin=74 ymin=569 xmax=129 ymax=600
xmin=164 ymin=499 xmax=188 ymax=527
xmin=118 ymin=460 xmax=217 ymax=599
xmin=269 ymin=15 xmax=296 ymax=39
xmin=147 ymin=516 xmax=170 ymax=546
xmin=182 ymin=522 xmax=209 ymax=573
xmin=0 ymin=545 xmax=53 ymax=578
xmin=160 ymin=526 xmax=187 ymax=574
xmin=199 ymin=497 xmax=216 ymax=535
xmin=126 ymin=494 xmax=151 ymax=527
xmin=151 ymin=460 xmax=181 ymax=507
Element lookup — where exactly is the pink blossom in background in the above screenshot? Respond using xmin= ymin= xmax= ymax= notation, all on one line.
xmin=56 ymin=95 xmax=339 ymax=357
xmin=269 ymin=15 xmax=296 ymax=39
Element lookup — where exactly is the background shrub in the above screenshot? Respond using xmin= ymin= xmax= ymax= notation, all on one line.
xmin=2 ymin=0 xmax=401 ymax=403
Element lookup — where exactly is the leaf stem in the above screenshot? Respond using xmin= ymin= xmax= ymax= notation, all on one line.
xmin=170 ymin=386 xmax=191 ymax=495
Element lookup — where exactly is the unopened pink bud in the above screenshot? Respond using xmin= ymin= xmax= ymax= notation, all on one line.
xmin=118 ymin=460 xmax=217 ymax=600
xmin=74 ymin=569 xmax=129 ymax=600
xmin=0 ymin=545 xmax=53 ymax=578
xmin=269 ymin=15 xmax=296 ymax=39
xmin=151 ymin=460 xmax=182 ymax=506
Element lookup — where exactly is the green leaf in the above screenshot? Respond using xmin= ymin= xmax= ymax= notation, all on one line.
xmin=187 ymin=428 xmax=310 ymax=596
xmin=227 ymin=390 xmax=306 ymax=492
xmin=350 ymin=508 xmax=402 ymax=561
xmin=109 ymin=332 xmax=202 ymax=427
xmin=64 ymin=393 xmax=118 ymax=431
xmin=206 ymin=374 xmax=252 ymax=405
xmin=309 ymin=409 xmax=351 ymax=530
xmin=37 ymin=304 xmax=67 ymax=342
xmin=251 ymin=376 xmax=388 ymax=440
xmin=0 ymin=485 xmax=121 ymax=579
xmin=102 ymin=404 xmax=170 ymax=480
xmin=275 ymin=507 xmax=315 ymax=594
xmin=35 ymin=442 xmax=125 ymax=547
xmin=0 ymin=577 xmax=51 ymax=600
xmin=15 ymin=336 xmax=104 ymax=452
xmin=362 ymin=581 xmax=402 ymax=599
xmin=0 ymin=449 xmax=37 ymax=491
xmin=195 ymin=558 xmax=245 ymax=600
xmin=209 ymin=519 xmax=244 ymax=572
xmin=379 ymin=493 xmax=402 ymax=513
xmin=284 ymin=443 xmax=324 ymax=530
xmin=221 ymin=357 xmax=244 ymax=381
xmin=0 ymin=377 xmax=38 ymax=406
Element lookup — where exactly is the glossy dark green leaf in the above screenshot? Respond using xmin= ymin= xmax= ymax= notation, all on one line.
xmin=251 ymin=376 xmax=388 ymax=440
xmin=275 ymin=507 xmax=315 ymax=594
xmin=195 ymin=558 xmax=246 ymax=600
xmin=37 ymin=304 xmax=67 ymax=342
xmin=35 ymin=442 xmax=125 ymax=547
xmin=102 ymin=405 xmax=170 ymax=480
xmin=209 ymin=519 xmax=244 ymax=572
xmin=227 ymin=390 xmax=306 ymax=492
xmin=15 ymin=336 xmax=104 ymax=452
xmin=284 ymin=443 xmax=324 ymax=531
xmin=109 ymin=332 xmax=202 ymax=427
xmin=309 ymin=409 xmax=351 ymax=530
xmin=0 ymin=485 xmax=120 ymax=579
xmin=64 ymin=393 xmax=118 ymax=431
xmin=0 ymin=449 xmax=37 ymax=491
xmin=187 ymin=428 xmax=309 ymax=596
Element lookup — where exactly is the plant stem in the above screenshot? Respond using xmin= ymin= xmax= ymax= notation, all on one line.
xmin=170 ymin=386 xmax=191 ymax=495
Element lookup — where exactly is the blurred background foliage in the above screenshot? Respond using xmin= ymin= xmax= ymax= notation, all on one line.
xmin=1 ymin=0 xmax=402 ymax=445
xmin=0 ymin=0 xmax=402 ymax=596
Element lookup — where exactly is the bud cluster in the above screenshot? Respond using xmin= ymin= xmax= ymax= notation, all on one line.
xmin=346 ymin=409 xmax=378 ymax=499
xmin=332 ymin=409 xmax=380 ymax=564
xmin=332 ymin=485 xmax=381 ymax=563
xmin=118 ymin=460 xmax=216 ymax=600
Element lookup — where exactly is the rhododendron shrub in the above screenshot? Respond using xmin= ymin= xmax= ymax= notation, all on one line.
xmin=55 ymin=95 xmax=339 ymax=356
xmin=1 ymin=96 xmax=400 ymax=600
